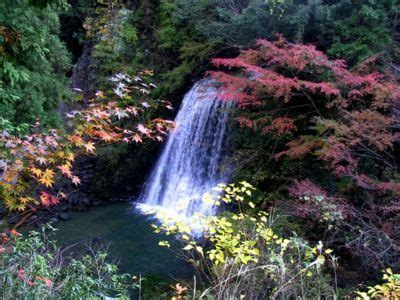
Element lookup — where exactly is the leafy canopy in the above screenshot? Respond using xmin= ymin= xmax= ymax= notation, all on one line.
xmin=0 ymin=0 xmax=72 ymax=127
xmin=210 ymin=36 xmax=399 ymax=268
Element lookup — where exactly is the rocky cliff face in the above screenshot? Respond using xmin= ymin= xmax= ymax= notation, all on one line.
xmin=70 ymin=41 xmax=95 ymax=99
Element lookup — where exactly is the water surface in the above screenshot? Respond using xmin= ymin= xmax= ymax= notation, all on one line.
xmin=53 ymin=202 xmax=192 ymax=279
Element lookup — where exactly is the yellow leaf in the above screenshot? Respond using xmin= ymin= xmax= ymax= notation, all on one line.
xmin=183 ymin=244 xmax=193 ymax=251
xmin=66 ymin=152 xmax=75 ymax=161
xmin=216 ymin=251 xmax=225 ymax=263
xmin=16 ymin=203 xmax=26 ymax=212
xmin=19 ymin=197 xmax=33 ymax=205
xmin=29 ymin=167 xmax=42 ymax=177
xmin=195 ymin=246 xmax=204 ymax=256
xmin=38 ymin=168 xmax=55 ymax=187
xmin=158 ymin=241 xmax=170 ymax=248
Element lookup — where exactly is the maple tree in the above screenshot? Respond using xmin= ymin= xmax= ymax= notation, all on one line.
xmin=210 ymin=36 xmax=400 ymax=268
xmin=0 ymin=71 xmax=174 ymax=225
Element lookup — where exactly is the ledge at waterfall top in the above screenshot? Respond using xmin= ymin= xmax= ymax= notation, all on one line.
xmin=137 ymin=80 xmax=232 ymax=233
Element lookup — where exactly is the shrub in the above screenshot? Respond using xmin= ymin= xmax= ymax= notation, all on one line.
xmin=0 ymin=225 xmax=138 ymax=299
xmin=356 ymin=268 xmax=400 ymax=299
xmin=152 ymin=182 xmax=338 ymax=299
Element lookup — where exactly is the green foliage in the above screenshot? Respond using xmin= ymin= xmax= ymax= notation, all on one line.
xmin=155 ymin=1 xmax=188 ymax=50
xmin=150 ymin=0 xmax=218 ymax=94
xmin=87 ymin=6 xmax=138 ymax=88
xmin=172 ymin=0 xmax=336 ymax=48
xmin=328 ymin=0 xmax=397 ymax=64
xmin=0 ymin=118 xmax=29 ymax=136
xmin=172 ymin=0 xmax=398 ymax=65
xmin=0 ymin=0 xmax=72 ymax=128
xmin=175 ymin=0 xmax=288 ymax=46
xmin=0 ymin=225 xmax=138 ymax=299
xmin=160 ymin=40 xmax=217 ymax=94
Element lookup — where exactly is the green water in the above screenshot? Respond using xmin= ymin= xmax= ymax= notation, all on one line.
xmin=53 ymin=202 xmax=192 ymax=279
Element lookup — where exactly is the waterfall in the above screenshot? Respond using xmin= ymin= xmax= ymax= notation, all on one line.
xmin=137 ymin=80 xmax=231 ymax=231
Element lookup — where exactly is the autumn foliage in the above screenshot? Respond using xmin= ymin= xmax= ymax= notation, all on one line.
xmin=210 ymin=36 xmax=400 ymax=268
xmin=0 ymin=72 xmax=174 ymax=222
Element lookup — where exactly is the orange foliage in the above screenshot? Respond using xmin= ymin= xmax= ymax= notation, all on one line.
xmin=0 ymin=72 xmax=174 ymax=216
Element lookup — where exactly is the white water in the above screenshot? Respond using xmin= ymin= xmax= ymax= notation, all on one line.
xmin=138 ymin=80 xmax=231 ymax=230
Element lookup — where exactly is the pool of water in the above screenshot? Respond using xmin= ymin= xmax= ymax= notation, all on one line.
xmin=52 ymin=202 xmax=192 ymax=279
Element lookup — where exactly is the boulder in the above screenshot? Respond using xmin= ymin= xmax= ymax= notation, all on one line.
xmin=58 ymin=213 xmax=71 ymax=221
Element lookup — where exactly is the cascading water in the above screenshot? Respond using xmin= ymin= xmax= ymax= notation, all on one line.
xmin=137 ymin=80 xmax=231 ymax=231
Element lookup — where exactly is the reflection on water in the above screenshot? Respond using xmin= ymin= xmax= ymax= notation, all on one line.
xmin=53 ymin=202 xmax=192 ymax=278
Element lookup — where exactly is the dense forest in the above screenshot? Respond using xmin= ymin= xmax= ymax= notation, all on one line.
xmin=0 ymin=0 xmax=399 ymax=299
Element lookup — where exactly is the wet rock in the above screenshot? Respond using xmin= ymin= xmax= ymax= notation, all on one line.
xmin=81 ymin=197 xmax=90 ymax=205
xmin=73 ymin=205 xmax=89 ymax=212
xmin=34 ymin=220 xmax=44 ymax=228
xmin=7 ymin=215 xmax=21 ymax=225
xmin=50 ymin=217 xmax=58 ymax=223
xmin=69 ymin=194 xmax=79 ymax=205
xmin=109 ymin=196 xmax=132 ymax=202
xmin=58 ymin=213 xmax=71 ymax=221
xmin=91 ymin=199 xmax=102 ymax=206
xmin=0 ymin=206 xmax=6 ymax=218
xmin=59 ymin=204 xmax=69 ymax=212
xmin=27 ymin=214 xmax=38 ymax=223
